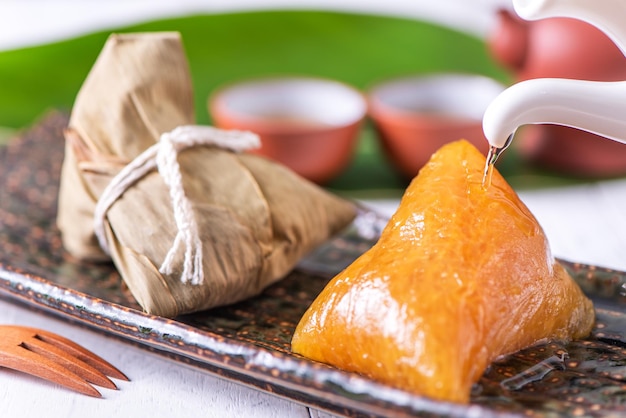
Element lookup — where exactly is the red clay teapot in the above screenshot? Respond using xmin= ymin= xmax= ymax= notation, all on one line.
xmin=485 ymin=6 xmax=626 ymax=176
xmin=489 ymin=8 xmax=626 ymax=82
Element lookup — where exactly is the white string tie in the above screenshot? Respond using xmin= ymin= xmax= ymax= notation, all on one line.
xmin=94 ymin=125 xmax=260 ymax=285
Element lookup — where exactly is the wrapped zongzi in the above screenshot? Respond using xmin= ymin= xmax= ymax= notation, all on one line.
xmin=57 ymin=33 xmax=356 ymax=317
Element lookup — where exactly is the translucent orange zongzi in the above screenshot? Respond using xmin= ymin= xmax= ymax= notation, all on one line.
xmin=292 ymin=139 xmax=595 ymax=404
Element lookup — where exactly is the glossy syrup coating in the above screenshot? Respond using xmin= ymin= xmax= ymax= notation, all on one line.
xmin=291 ymin=140 xmax=595 ymax=404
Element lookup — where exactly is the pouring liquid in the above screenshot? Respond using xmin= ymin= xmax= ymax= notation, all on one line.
xmin=482 ymin=133 xmax=514 ymax=189
xmin=481 ymin=146 xmax=500 ymax=189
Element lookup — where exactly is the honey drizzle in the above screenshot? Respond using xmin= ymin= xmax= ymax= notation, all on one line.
xmin=482 ymin=146 xmax=499 ymax=190
xmin=481 ymin=133 xmax=515 ymax=190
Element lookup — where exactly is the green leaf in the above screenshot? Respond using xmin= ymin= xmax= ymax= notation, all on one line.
xmin=0 ymin=10 xmax=509 ymax=193
xmin=0 ymin=10 xmax=506 ymax=129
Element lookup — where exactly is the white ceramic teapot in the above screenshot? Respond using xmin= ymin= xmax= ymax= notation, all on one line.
xmin=483 ymin=0 xmax=626 ymax=153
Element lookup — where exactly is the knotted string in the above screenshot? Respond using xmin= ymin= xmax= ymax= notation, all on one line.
xmin=93 ymin=125 xmax=260 ymax=285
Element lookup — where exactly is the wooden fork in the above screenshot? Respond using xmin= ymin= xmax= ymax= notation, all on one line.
xmin=0 ymin=325 xmax=129 ymax=397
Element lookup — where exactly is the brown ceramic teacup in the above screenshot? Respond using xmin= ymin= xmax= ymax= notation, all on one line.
xmin=368 ymin=73 xmax=505 ymax=179
xmin=209 ymin=76 xmax=366 ymax=184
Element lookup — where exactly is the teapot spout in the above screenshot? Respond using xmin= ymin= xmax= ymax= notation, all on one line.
xmin=483 ymin=78 xmax=626 ymax=148
xmin=513 ymin=0 xmax=626 ymax=55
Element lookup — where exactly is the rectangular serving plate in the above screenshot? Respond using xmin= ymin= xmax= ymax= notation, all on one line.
xmin=2 ymin=112 xmax=626 ymax=418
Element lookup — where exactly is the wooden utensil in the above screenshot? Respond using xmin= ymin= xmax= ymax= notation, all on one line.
xmin=0 ymin=325 xmax=128 ymax=397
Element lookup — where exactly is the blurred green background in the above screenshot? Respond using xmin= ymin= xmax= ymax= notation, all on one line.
xmin=0 ymin=10 xmax=516 ymax=195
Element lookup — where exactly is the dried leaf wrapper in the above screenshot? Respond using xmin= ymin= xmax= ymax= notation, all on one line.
xmin=57 ymin=33 xmax=356 ymax=317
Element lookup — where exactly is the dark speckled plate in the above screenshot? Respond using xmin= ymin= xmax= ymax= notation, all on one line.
xmin=2 ymin=112 xmax=626 ymax=418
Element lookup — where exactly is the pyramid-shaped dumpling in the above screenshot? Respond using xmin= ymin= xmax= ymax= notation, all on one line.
xmin=292 ymin=140 xmax=595 ymax=403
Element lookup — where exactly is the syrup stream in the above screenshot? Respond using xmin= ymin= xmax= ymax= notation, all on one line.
xmin=482 ymin=146 xmax=499 ymax=190
xmin=481 ymin=133 xmax=514 ymax=190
